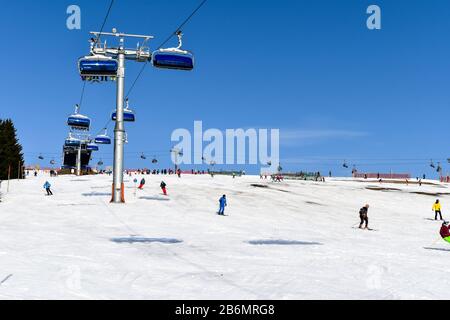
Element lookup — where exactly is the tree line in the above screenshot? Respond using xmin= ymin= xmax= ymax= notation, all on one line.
xmin=0 ymin=119 xmax=24 ymax=180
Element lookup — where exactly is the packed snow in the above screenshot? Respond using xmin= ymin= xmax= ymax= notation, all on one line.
xmin=0 ymin=173 xmax=450 ymax=299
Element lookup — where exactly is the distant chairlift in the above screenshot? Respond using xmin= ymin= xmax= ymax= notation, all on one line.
xmin=140 ymin=153 xmax=147 ymax=160
xmin=152 ymin=31 xmax=194 ymax=71
xmin=95 ymin=129 xmax=112 ymax=145
xmin=152 ymin=156 xmax=158 ymax=164
xmin=87 ymin=143 xmax=99 ymax=151
xmin=97 ymin=159 xmax=104 ymax=166
xmin=38 ymin=154 xmax=44 ymax=160
xmin=430 ymin=159 xmax=436 ymax=169
xmin=67 ymin=104 xmax=91 ymax=130
xmin=50 ymin=159 xmax=56 ymax=165
xmin=111 ymin=99 xmax=135 ymax=122
xmin=343 ymin=160 xmax=349 ymax=169
xmin=65 ymin=134 xmax=81 ymax=147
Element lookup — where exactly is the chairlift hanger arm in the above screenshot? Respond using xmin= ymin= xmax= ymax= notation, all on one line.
xmin=90 ymin=31 xmax=154 ymax=40
xmin=92 ymin=47 xmax=151 ymax=61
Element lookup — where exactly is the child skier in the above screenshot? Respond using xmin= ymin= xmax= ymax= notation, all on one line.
xmin=43 ymin=181 xmax=53 ymax=196
xmin=433 ymin=199 xmax=443 ymax=220
xmin=218 ymin=195 xmax=227 ymax=215
xmin=359 ymin=204 xmax=370 ymax=229
xmin=160 ymin=181 xmax=167 ymax=195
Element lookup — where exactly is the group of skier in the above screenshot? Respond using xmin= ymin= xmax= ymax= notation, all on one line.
xmin=431 ymin=199 xmax=450 ymax=243
xmin=136 ymin=178 xmax=167 ymax=196
xmin=135 ymin=177 xmax=225 ymax=213
xmin=42 ymin=175 xmax=228 ymax=215
xmin=357 ymin=198 xmax=450 ymax=245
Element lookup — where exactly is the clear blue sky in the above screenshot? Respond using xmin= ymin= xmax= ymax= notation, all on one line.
xmin=2 ymin=0 xmax=450 ymax=177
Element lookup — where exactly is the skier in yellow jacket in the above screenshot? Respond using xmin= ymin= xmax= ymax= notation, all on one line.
xmin=432 ymin=199 xmax=443 ymax=220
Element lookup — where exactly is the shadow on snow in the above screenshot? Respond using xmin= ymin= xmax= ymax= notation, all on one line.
xmin=423 ymin=247 xmax=450 ymax=252
xmin=111 ymin=237 xmax=183 ymax=244
xmin=82 ymin=192 xmax=111 ymax=197
xmin=247 ymin=239 xmax=323 ymax=246
xmin=139 ymin=196 xmax=170 ymax=201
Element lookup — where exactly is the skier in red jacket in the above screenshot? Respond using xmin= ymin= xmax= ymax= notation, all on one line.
xmin=440 ymin=221 xmax=450 ymax=243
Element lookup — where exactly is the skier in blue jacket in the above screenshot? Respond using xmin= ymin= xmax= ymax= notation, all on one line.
xmin=43 ymin=181 xmax=53 ymax=196
xmin=218 ymin=195 xmax=227 ymax=215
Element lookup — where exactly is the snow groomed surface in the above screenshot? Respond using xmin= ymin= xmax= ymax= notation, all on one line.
xmin=0 ymin=174 xmax=449 ymax=299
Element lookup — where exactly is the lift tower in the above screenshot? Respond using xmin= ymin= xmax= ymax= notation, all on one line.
xmin=89 ymin=29 xmax=153 ymax=203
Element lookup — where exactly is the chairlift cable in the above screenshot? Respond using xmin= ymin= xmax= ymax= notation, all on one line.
xmin=75 ymin=0 xmax=115 ymax=127
xmin=125 ymin=0 xmax=208 ymax=99
xmin=78 ymin=81 xmax=86 ymax=108
xmin=157 ymin=0 xmax=208 ymax=50
xmin=93 ymin=0 xmax=115 ymax=47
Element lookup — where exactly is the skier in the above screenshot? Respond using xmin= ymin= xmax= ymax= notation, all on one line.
xmin=218 ymin=195 xmax=227 ymax=215
xmin=358 ymin=204 xmax=370 ymax=229
xmin=440 ymin=221 xmax=450 ymax=243
xmin=43 ymin=181 xmax=53 ymax=196
xmin=160 ymin=181 xmax=167 ymax=195
xmin=177 ymin=169 xmax=181 ymax=178
xmin=138 ymin=178 xmax=146 ymax=190
xmin=432 ymin=199 xmax=443 ymax=220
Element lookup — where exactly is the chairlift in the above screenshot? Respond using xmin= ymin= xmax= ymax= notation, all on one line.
xmin=67 ymin=104 xmax=90 ymax=130
xmin=140 ymin=153 xmax=147 ymax=160
xmin=437 ymin=162 xmax=442 ymax=173
xmin=38 ymin=154 xmax=44 ymax=160
xmin=152 ymin=31 xmax=194 ymax=71
xmin=50 ymin=159 xmax=55 ymax=165
xmin=65 ymin=133 xmax=81 ymax=147
xmin=111 ymin=99 xmax=136 ymax=122
xmin=95 ymin=129 xmax=112 ymax=145
xmin=343 ymin=160 xmax=349 ymax=169
xmin=152 ymin=156 xmax=158 ymax=164
xmin=78 ymin=54 xmax=118 ymax=81
xmin=86 ymin=143 xmax=99 ymax=151
xmin=97 ymin=159 xmax=104 ymax=166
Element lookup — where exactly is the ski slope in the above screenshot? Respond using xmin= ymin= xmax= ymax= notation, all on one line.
xmin=0 ymin=173 xmax=449 ymax=300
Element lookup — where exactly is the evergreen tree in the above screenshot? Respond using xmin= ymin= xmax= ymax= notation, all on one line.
xmin=0 ymin=119 xmax=25 ymax=180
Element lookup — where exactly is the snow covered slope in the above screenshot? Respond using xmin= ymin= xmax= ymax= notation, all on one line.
xmin=0 ymin=173 xmax=449 ymax=299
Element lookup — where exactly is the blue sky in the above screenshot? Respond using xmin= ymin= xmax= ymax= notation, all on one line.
xmin=2 ymin=0 xmax=450 ymax=177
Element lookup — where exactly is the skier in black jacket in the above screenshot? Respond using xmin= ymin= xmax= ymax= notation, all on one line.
xmin=359 ymin=204 xmax=370 ymax=229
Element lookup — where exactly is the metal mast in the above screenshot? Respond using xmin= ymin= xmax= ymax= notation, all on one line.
xmin=89 ymin=29 xmax=153 ymax=203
